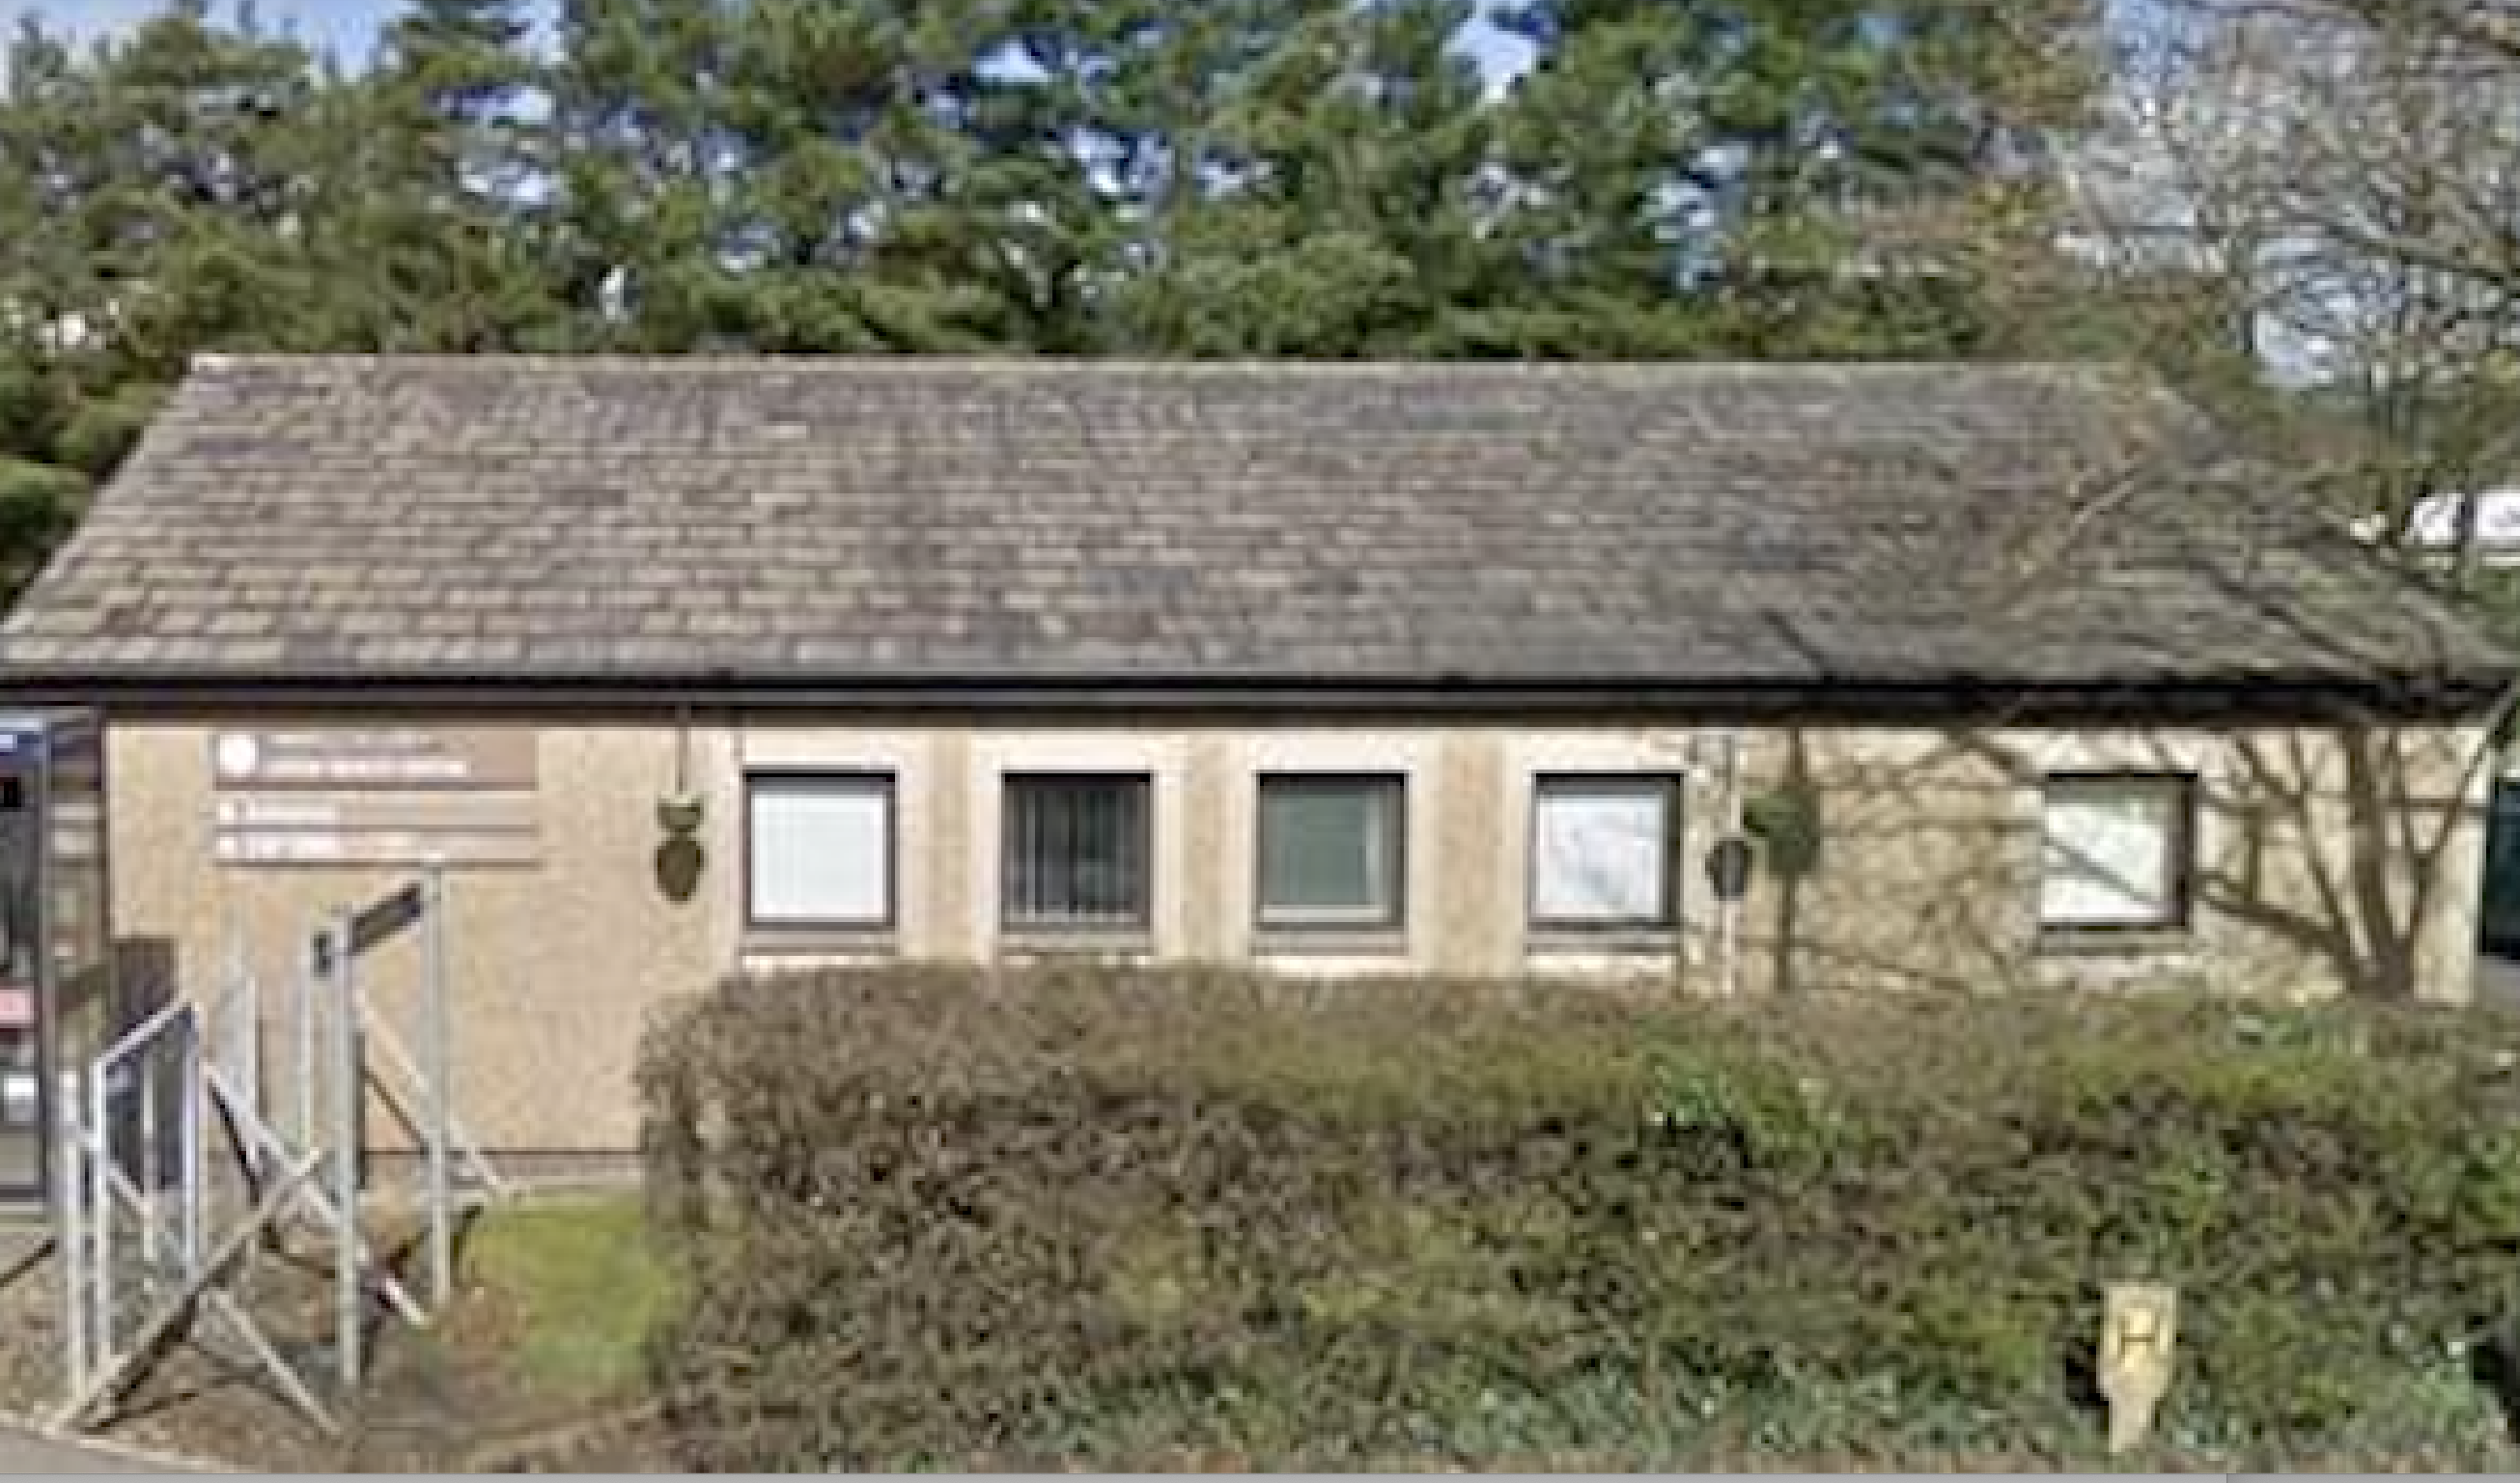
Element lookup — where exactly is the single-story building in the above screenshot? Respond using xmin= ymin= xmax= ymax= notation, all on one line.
xmin=0 ymin=354 xmax=2508 ymax=1162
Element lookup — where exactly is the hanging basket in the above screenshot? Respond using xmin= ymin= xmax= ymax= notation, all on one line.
xmin=657 ymin=791 xmax=706 ymax=839
xmin=1744 ymin=782 xmax=1824 ymax=880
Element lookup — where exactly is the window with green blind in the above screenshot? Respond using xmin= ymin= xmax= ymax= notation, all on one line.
xmin=1256 ymin=774 xmax=1405 ymax=931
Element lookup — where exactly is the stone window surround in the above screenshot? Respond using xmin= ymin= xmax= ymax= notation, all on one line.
xmin=726 ymin=727 xmax=2263 ymax=978
xmin=1252 ymin=771 xmax=1411 ymax=937
xmin=2010 ymin=731 xmax=2217 ymax=967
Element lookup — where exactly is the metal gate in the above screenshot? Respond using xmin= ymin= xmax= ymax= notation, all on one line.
xmin=52 ymin=869 xmax=505 ymax=1434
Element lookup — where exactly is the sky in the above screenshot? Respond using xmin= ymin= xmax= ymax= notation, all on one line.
xmin=4 ymin=0 xmax=392 ymax=61
xmin=1 ymin=0 xmax=1537 ymax=76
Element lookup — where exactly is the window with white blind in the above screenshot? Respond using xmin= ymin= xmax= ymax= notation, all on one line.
xmin=2038 ymin=774 xmax=2195 ymax=933
xmin=1529 ymin=775 xmax=1678 ymax=930
xmin=1256 ymin=774 xmax=1405 ymax=931
xmin=1002 ymin=773 xmax=1152 ymax=932
xmin=745 ymin=773 xmax=894 ymax=930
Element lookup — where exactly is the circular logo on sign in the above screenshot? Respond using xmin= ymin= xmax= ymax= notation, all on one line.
xmin=213 ymin=734 xmax=262 ymax=781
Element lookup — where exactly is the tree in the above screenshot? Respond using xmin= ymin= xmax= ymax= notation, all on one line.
xmin=2073 ymin=0 xmax=2520 ymax=579
xmin=1689 ymin=0 xmax=2101 ymax=356
xmin=2028 ymin=0 xmax=2520 ymax=1002
xmin=0 ymin=459 xmax=87 ymax=597
xmin=715 ymin=0 xmax=1065 ymax=351
xmin=1477 ymin=0 xmax=2102 ymax=358
xmin=0 ymin=4 xmax=333 ymax=598
xmin=322 ymin=0 xmax=557 ymax=350
xmin=1473 ymin=0 xmax=1716 ymax=354
xmin=547 ymin=0 xmax=742 ymax=349
xmin=547 ymin=0 xmax=1094 ymax=352
xmin=1063 ymin=0 xmax=1330 ymax=353
xmin=65 ymin=2 xmax=331 ymax=378
xmin=1088 ymin=0 xmax=1494 ymax=355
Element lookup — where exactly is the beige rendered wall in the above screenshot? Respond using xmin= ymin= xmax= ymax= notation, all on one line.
xmin=1734 ymin=724 xmax=2496 ymax=1006
xmin=102 ymin=716 xmax=2497 ymax=1156
xmin=108 ymin=721 xmax=738 ymax=1160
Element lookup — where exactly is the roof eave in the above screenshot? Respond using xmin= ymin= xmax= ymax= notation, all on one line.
xmin=0 ymin=665 xmax=2508 ymax=724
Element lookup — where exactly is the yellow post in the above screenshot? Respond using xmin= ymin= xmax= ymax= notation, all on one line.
xmin=2100 ymin=1281 xmax=2178 ymax=1455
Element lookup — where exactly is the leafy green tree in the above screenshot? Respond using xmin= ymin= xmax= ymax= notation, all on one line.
xmin=0 ymin=0 xmax=2124 ymax=604
xmin=716 ymin=0 xmax=1067 ymax=351
xmin=0 ymin=22 xmax=95 ymax=384
xmin=323 ymin=0 xmax=557 ymax=350
xmin=67 ymin=2 xmax=330 ymax=378
xmin=1481 ymin=0 xmax=2099 ymax=357
xmin=0 ymin=21 xmax=97 ymax=597
xmin=0 ymin=459 xmax=88 ymax=597
xmin=1691 ymin=0 xmax=2100 ymax=356
xmin=1126 ymin=0 xmax=1494 ymax=356
xmin=0 ymin=5 xmax=322 ymax=595
xmin=547 ymin=0 xmax=743 ymax=348
xmin=1053 ymin=0 xmax=1330 ymax=353
xmin=1474 ymin=0 xmax=1718 ymax=355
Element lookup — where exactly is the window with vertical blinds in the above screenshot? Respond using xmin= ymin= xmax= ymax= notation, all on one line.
xmin=1002 ymin=773 xmax=1152 ymax=931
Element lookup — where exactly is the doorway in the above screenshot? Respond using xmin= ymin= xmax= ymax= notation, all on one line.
xmin=0 ymin=770 xmax=36 ymax=1201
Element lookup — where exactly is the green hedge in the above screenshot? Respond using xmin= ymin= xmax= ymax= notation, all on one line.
xmin=639 ymin=966 xmax=2520 ymax=1470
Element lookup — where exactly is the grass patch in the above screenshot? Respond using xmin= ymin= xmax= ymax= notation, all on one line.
xmin=463 ymin=1193 xmax=670 ymax=1401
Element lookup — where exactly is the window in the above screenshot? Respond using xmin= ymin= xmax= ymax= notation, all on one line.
xmin=2039 ymin=774 xmax=2195 ymax=933
xmin=1529 ymin=775 xmax=1678 ymax=930
xmin=1256 ymin=774 xmax=1405 ymax=932
xmin=1003 ymin=773 xmax=1151 ymax=932
xmin=746 ymin=773 xmax=893 ymax=930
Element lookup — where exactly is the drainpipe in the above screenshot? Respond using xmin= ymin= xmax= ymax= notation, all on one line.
xmin=1697 ymin=730 xmax=1748 ymax=999
xmin=1725 ymin=733 xmax=1750 ymax=998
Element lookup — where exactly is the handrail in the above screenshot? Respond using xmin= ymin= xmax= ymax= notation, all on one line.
xmin=55 ymin=872 xmax=485 ymax=1433
xmin=90 ymin=997 xmax=193 ymax=1079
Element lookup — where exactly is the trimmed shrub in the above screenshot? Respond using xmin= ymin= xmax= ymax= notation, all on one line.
xmin=639 ymin=967 xmax=2520 ymax=1470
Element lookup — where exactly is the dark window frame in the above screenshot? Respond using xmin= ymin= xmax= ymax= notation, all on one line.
xmin=1526 ymin=772 xmax=1683 ymax=933
xmin=2036 ymin=770 xmax=2198 ymax=937
xmin=742 ymin=769 xmax=899 ymax=934
xmin=1000 ymin=771 xmax=1155 ymax=935
xmin=1253 ymin=772 xmax=1409 ymax=934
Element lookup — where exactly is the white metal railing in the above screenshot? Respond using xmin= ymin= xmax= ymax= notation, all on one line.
xmin=51 ymin=865 xmax=499 ymax=1434
xmin=58 ymin=993 xmax=206 ymax=1413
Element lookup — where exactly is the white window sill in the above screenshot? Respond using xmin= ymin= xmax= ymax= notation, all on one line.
xmin=1525 ymin=935 xmax=1687 ymax=982
xmin=2032 ymin=929 xmax=2202 ymax=986
xmin=2034 ymin=926 xmax=2197 ymax=960
xmin=1253 ymin=927 xmax=1412 ymax=959
xmin=1526 ymin=928 xmax=1683 ymax=957
xmin=998 ymin=933 xmax=1157 ymax=962
xmin=740 ymin=929 xmax=898 ymax=972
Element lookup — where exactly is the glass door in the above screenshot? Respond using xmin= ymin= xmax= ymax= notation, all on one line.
xmin=0 ymin=766 xmax=41 ymax=1202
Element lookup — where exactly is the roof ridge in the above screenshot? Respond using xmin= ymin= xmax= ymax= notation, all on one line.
xmin=187 ymin=350 xmax=2140 ymax=379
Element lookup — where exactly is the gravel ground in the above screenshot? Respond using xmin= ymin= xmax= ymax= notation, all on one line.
xmin=0 ymin=1423 xmax=199 ymax=1473
xmin=0 ymin=1223 xmax=680 ymax=1471
xmin=0 ymin=1225 xmax=353 ymax=1470
xmin=0 ymin=1229 xmax=74 ymax=1429
xmin=2480 ymin=952 xmax=2520 ymax=1006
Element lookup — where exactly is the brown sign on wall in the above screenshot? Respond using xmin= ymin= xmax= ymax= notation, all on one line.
xmin=211 ymin=728 xmax=541 ymax=867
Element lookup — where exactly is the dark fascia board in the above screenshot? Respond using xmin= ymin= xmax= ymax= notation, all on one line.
xmin=0 ymin=665 xmax=2510 ymax=725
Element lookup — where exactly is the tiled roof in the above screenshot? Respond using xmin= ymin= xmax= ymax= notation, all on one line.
xmin=0 ymin=354 xmax=2505 ymax=702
